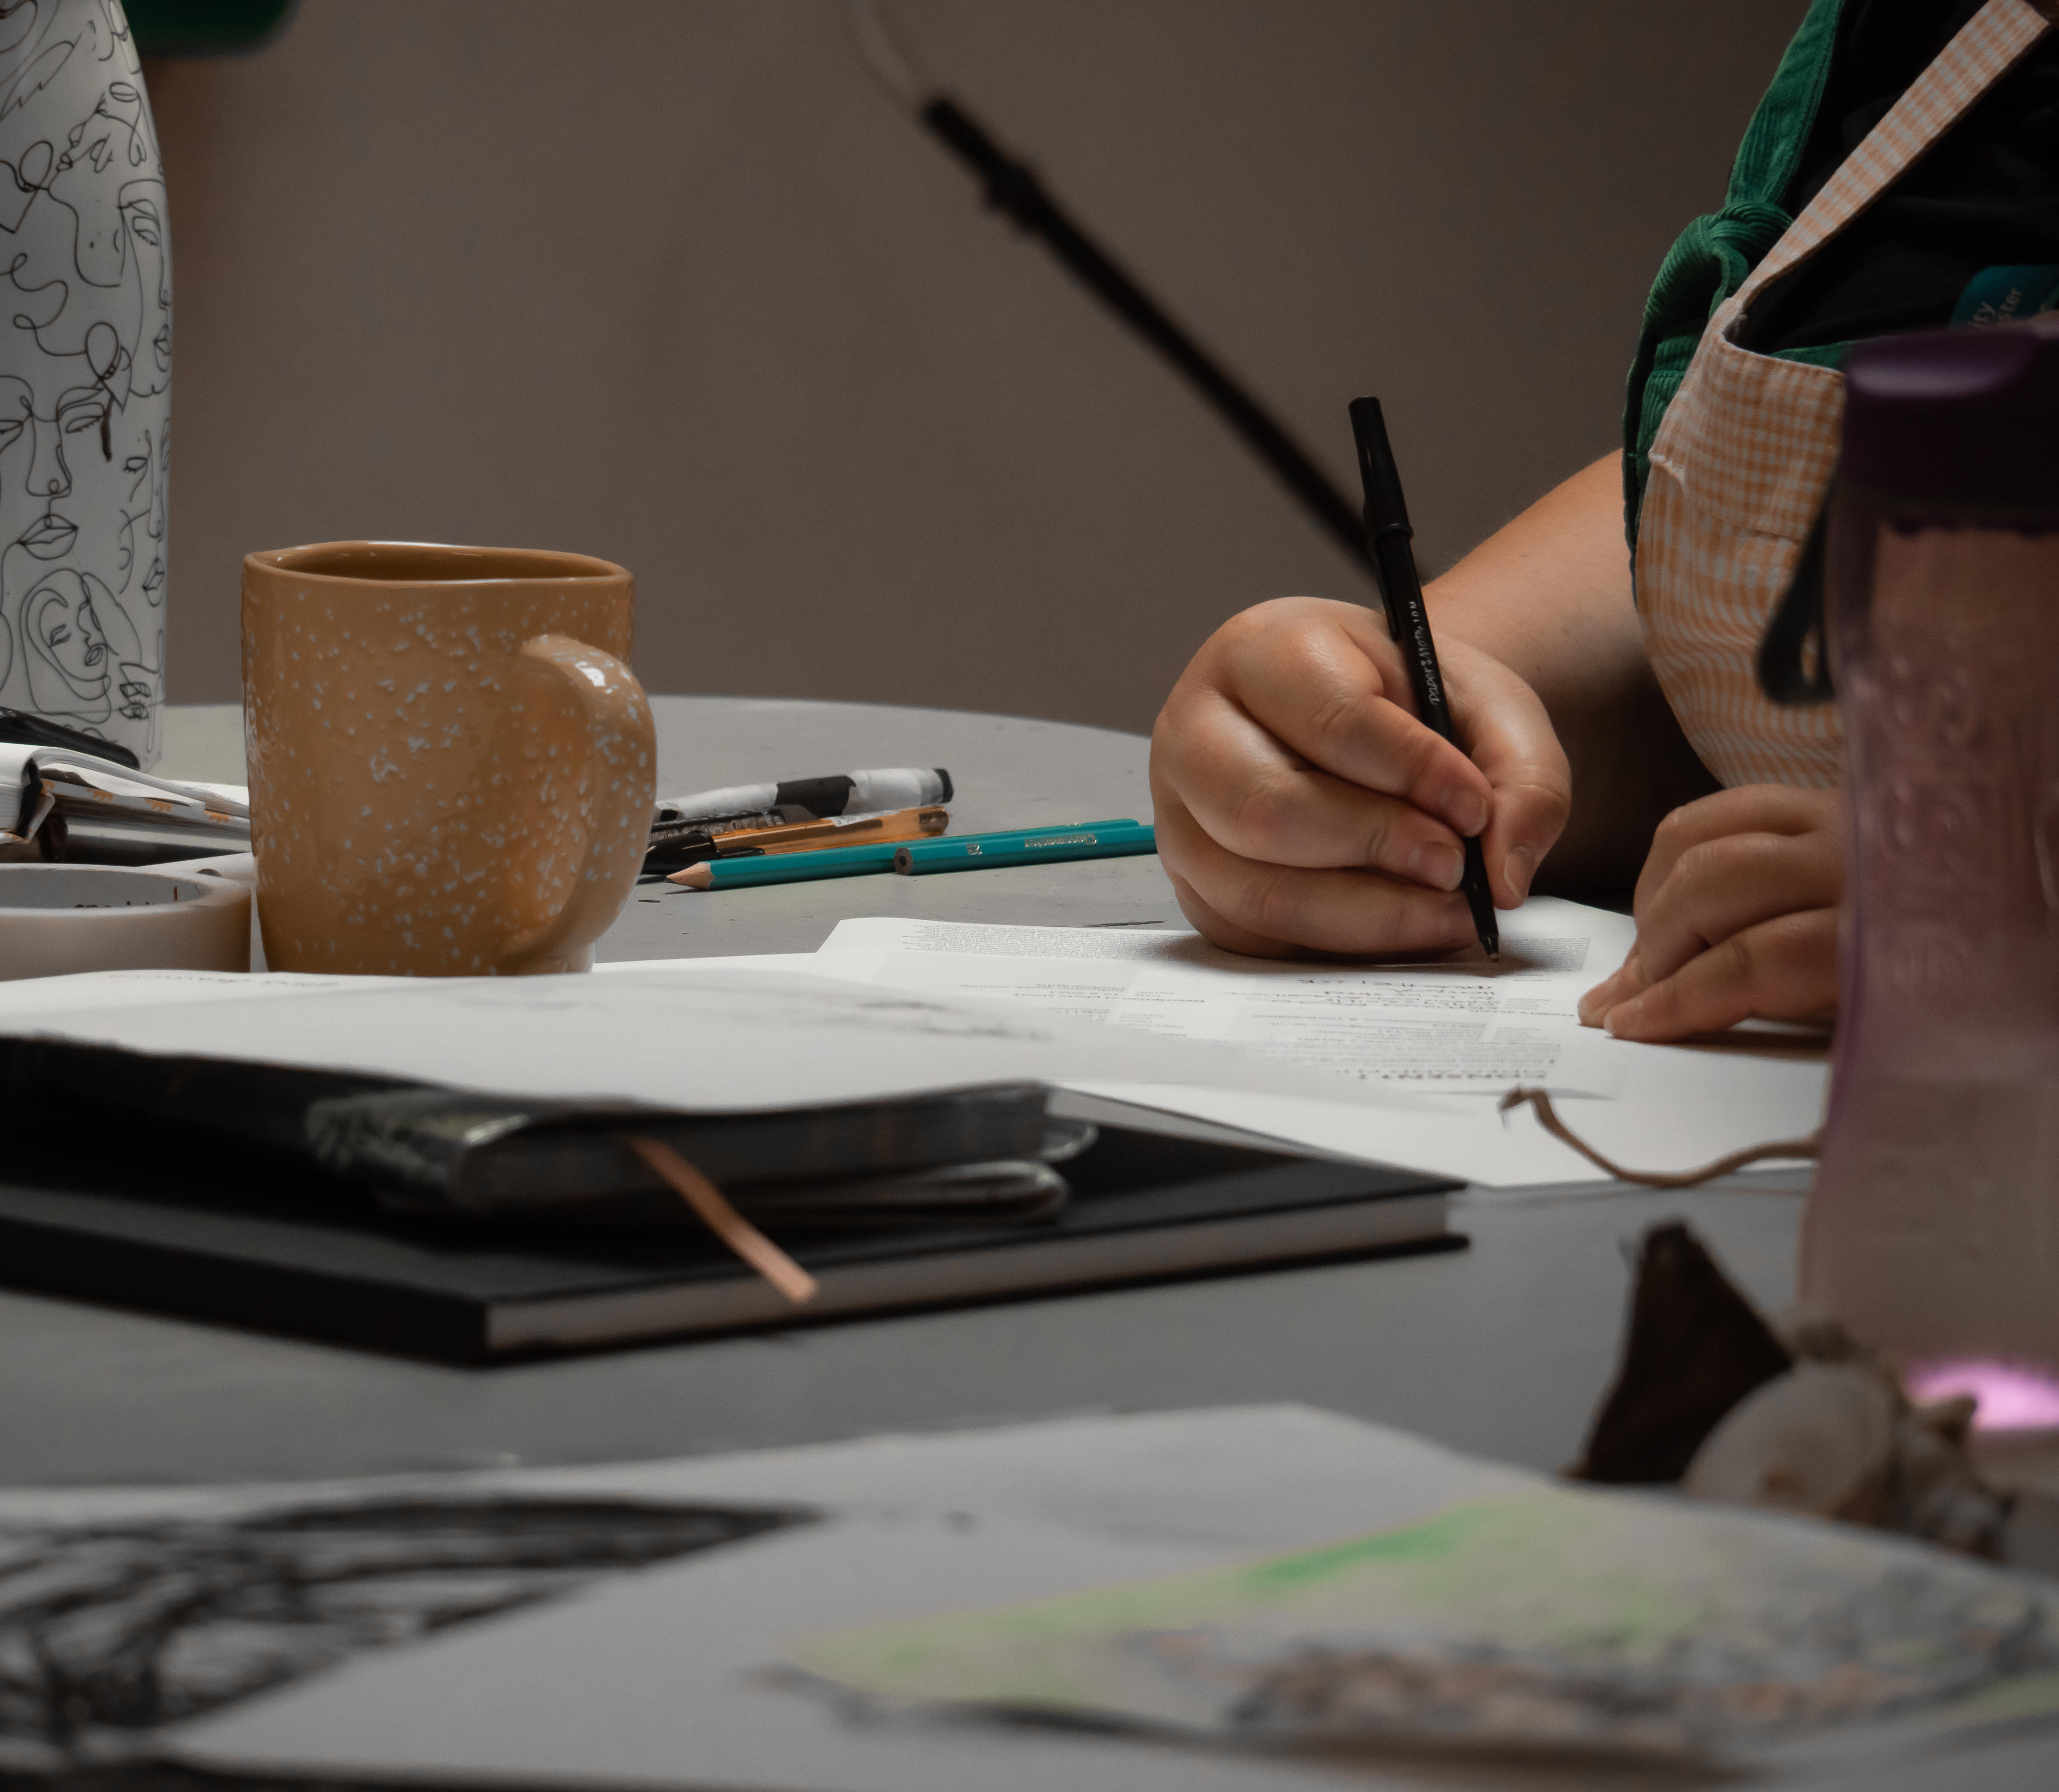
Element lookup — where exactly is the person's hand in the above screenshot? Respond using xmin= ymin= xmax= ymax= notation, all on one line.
xmin=1148 ymin=595 xmax=1572 ymax=957
xmin=1578 ymin=784 xmax=1842 ymax=1041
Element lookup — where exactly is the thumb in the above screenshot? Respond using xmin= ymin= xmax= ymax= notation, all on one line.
xmin=1482 ymin=768 xmax=1573 ymax=906
xmin=1441 ymin=643 xmax=1572 ymax=908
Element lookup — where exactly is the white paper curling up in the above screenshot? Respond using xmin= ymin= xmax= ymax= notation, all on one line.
xmin=0 ymin=865 xmax=251 ymax=981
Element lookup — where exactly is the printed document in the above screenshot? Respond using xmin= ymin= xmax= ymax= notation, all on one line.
xmin=809 ymin=896 xmax=1636 ymax=1098
xmin=808 ymin=899 xmax=1830 ymax=1189
xmin=0 ymin=899 xmax=1828 ymax=1192
xmin=0 ymin=960 xmax=1366 ymax=1117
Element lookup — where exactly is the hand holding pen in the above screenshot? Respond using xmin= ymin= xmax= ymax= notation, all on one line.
xmin=1348 ymin=398 xmax=1498 ymax=958
xmin=1146 ymin=442 xmax=1573 ymax=961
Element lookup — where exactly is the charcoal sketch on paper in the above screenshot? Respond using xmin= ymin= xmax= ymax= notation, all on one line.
xmin=0 ymin=0 xmax=170 ymax=767
xmin=0 ymin=1495 xmax=808 ymax=1755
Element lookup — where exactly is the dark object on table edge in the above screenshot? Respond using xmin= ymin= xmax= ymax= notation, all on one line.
xmin=0 ymin=1061 xmax=1459 ymax=1361
xmin=0 ymin=1037 xmax=1072 ymax=1228
xmin=1571 ymin=1222 xmax=1795 ymax=1485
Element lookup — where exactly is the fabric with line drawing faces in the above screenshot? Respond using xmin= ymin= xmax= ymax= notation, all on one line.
xmin=24 ymin=564 xmax=144 ymax=719
xmin=0 ymin=0 xmax=169 ymax=767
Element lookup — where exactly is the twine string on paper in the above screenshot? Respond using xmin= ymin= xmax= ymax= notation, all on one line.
xmin=1498 ymin=1087 xmax=1821 ymax=1190
xmin=628 ymin=1137 xmax=819 ymax=1306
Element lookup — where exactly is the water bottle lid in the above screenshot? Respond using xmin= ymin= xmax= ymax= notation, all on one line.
xmin=1842 ymin=315 xmax=2059 ymax=519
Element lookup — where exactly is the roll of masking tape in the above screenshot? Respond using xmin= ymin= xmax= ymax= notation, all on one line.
xmin=0 ymin=863 xmax=252 ymax=981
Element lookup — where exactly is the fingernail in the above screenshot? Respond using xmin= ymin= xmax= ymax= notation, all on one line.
xmin=1440 ymin=789 xmax=1489 ymax=837
xmin=1505 ymin=844 xmax=1537 ymax=903
xmin=1604 ymin=996 xmax=1643 ymax=1038
xmin=1409 ymin=841 xmax=1465 ymax=891
xmin=1577 ymin=975 xmax=1615 ymax=1026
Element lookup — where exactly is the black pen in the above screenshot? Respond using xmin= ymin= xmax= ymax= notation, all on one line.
xmin=1348 ymin=397 xmax=1499 ymax=960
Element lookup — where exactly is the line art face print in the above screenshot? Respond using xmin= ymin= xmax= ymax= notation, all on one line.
xmin=0 ymin=0 xmax=168 ymax=766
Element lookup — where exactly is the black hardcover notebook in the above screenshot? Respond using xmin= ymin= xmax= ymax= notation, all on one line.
xmin=0 ymin=1116 xmax=1460 ymax=1363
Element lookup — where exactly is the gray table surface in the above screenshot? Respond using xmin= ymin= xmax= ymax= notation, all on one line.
xmin=1 ymin=697 xmax=1805 ymax=1489
xmin=24 ymin=701 xmax=2059 ymax=1790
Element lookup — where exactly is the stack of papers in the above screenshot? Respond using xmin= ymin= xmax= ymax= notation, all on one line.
xmin=802 ymin=897 xmax=1830 ymax=1189
xmin=7 ymin=1407 xmax=2052 ymax=1789
xmin=0 ymin=960 xmax=1350 ymax=1116
xmin=0 ymin=895 xmax=1827 ymax=1194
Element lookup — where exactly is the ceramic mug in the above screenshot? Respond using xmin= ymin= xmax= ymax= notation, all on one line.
xmin=242 ymin=542 xmax=655 ymax=976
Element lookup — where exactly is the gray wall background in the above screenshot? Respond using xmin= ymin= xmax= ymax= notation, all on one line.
xmin=145 ymin=0 xmax=1805 ymax=735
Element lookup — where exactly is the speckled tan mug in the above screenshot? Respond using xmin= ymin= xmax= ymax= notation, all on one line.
xmin=242 ymin=542 xmax=656 ymax=976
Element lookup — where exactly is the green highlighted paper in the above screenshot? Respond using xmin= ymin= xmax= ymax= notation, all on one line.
xmin=792 ymin=1484 xmax=2059 ymax=1763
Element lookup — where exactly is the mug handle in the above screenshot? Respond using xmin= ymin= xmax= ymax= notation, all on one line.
xmin=494 ymin=632 xmax=657 ymax=974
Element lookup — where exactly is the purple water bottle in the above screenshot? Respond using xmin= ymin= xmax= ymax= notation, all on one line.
xmin=1800 ymin=316 xmax=2059 ymax=1371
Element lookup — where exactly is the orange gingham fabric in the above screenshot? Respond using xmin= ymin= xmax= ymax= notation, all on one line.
xmin=1636 ymin=0 xmax=2051 ymax=790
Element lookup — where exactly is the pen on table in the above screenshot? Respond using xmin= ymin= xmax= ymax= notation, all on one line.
xmin=669 ymin=820 xmax=1142 ymax=890
xmin=1348 ymin=396 xmax=1499 ymax=961
xmin=643 ymin=806 xmax=948 ymax=874
xmin=648 ymin=804 xmax=947 ymax=868
xmin=653 ymin=767 xmax=953 ymax=828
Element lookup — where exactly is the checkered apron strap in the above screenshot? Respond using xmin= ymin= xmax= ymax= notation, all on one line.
xmin=1637 ymin=0 xmax=2052 ymax=790
xmin=1740 ymin=0 xmax=2055 ymax=305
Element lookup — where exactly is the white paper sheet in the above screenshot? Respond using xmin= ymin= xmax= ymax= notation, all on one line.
xmin=0 ymin=959 xmax=1368 ymax=1116
xmin=14 ymin=1408 xmax=1537 ymax=1792
xmin=11 ymin=1407 xmax=2044 ymax=1792
xmin=0 ymin=1402 xmax=1530 ymax=1555
xmin=810 ymin=898 xmax=1635 ymax=1097
xmin=807 ymin=901 xmax=1830 ymax=1189
xmin=0 ymin=901 xmax=1827 ymax=1190
xmin=1057 ymin=1051 xmax=1827 ymax=1190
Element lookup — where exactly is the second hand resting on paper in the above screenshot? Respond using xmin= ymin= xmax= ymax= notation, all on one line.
xmin=1576 ymin=783 xmax=1843 ymax=1041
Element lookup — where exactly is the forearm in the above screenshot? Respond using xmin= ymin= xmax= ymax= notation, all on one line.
xmin=1423 ymin=452 xmax=1717 ymax=890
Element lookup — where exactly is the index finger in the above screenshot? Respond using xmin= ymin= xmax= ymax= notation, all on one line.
xmin=1635 ymin=785 xmax=1840 ymax=920
xmin=1223 ymin=601 xmax=1494 ymax=839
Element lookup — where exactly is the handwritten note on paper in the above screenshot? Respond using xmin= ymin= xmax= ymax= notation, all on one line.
xmin=810 ymin=898 xmax=1638 ymax=1098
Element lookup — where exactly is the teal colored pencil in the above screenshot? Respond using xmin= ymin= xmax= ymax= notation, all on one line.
xmin=894 ymin=822 xmax=1156 ymax=875
xmin=671 ymin=820 xmax=1140 ymax=890
xmin=669 ymin=840 xmax=907 ymax=888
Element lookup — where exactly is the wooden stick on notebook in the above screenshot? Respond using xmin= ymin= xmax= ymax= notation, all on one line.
xmin=1497 ymin=1087 xmax=1821 ymax=1190
xmin=627 ymin=1137 xmax=819 ymax=1306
